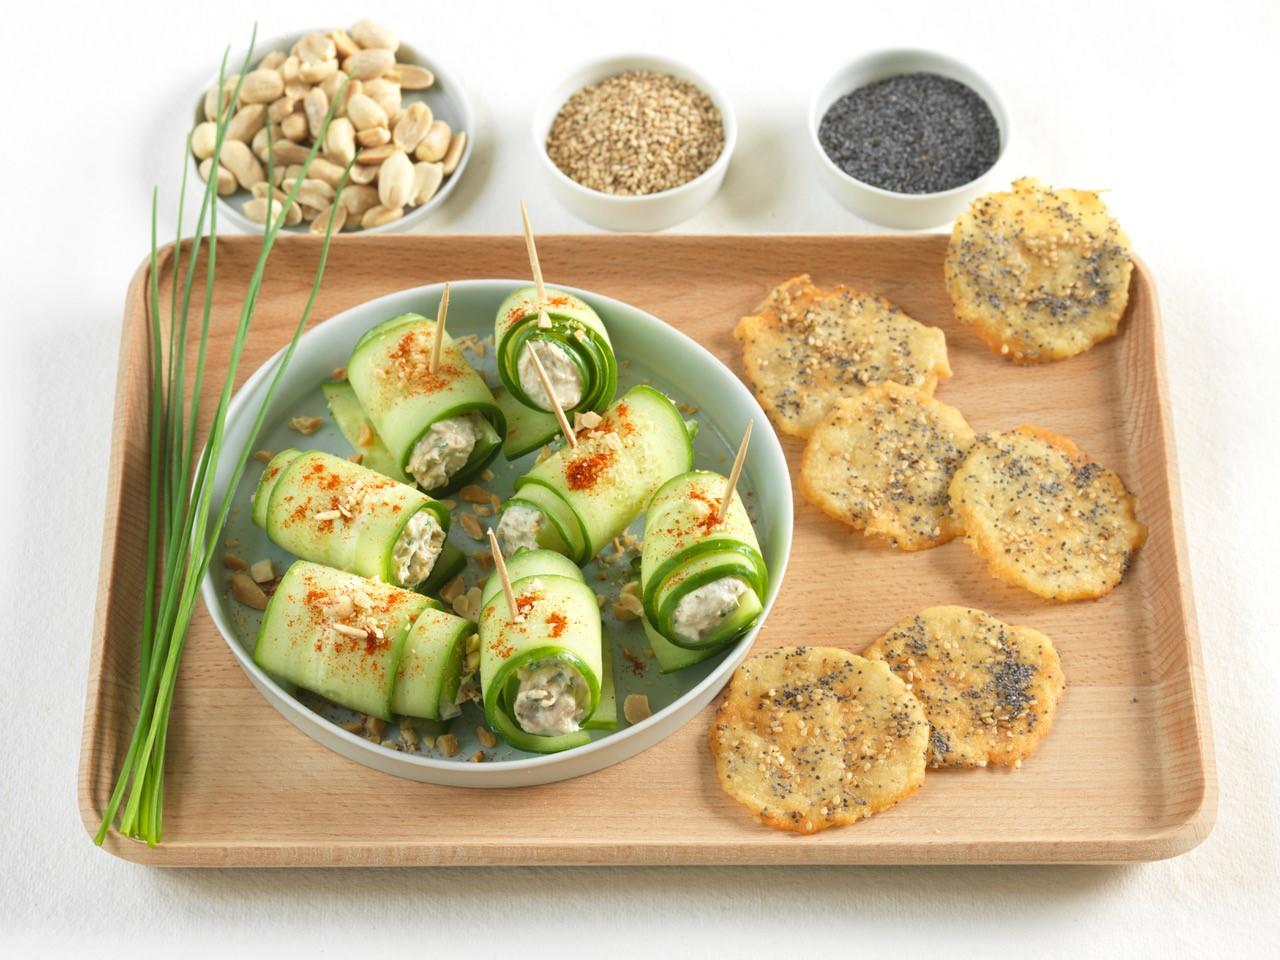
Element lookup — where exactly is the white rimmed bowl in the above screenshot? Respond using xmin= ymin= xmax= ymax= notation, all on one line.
xmin=532 ymin=53 xmax=737 ymax=231
xmin=189 ymin=29 xmax=473 ymax=236
xmin=809 ymin=49 xmax=1010 ymax=230
xmin=200 ymin=280 xmax=792 ymax=787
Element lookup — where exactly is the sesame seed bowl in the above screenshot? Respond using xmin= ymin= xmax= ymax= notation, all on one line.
xmin=200 ymin=279 xmax=792 ymax=787
xmin=189 ymin=26 xmax=474 ymax=237
xmin=532 ymin=53 xmax=737 ymax=231
xmin=809 ymin=49 xmax=1010 ymax=230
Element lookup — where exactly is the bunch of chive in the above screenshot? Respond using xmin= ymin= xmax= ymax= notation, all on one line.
xmin=94 ymin=27 xmax=353 ymax=847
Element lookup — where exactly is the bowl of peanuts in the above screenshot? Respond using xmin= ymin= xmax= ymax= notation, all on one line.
xmin=189 ymin=19 xmax=473 ymax=235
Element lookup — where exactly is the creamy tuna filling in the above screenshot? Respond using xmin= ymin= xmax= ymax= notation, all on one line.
xmin=407 ymin=412 xmax=486 ymax=490
xmin=496 ymin=504 xmax=544 ymax=556
xmin=513 ymin=660 xmax=589 ymax=736
xmin=390 ymin=509 xmax=445 ymax=588
xmin=517 ymin=340 xmax=583 ymax=411
xmin=671 ymin=576 xmax=750 ymax=643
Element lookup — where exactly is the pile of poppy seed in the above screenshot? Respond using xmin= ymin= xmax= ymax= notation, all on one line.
xmin=818 ymin=72 xmax=1000 ymax=195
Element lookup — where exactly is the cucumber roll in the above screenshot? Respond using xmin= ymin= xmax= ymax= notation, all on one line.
xmin=346 ymin=313 xmax=505 ymax=496
xmin=255 ymin=561 xmax=434 ymax=721
xmin=640 ymin=471 xmax=768 ymax=652
xmin=495 ymin=286 xmax=617 ymax=418
xmin=321 ymin=379 xmax=411 ymax=483
xmin=252 ymin=449 xmax=451 ymax=590
xmin=478 ymin=549 xmax=604 ymax=753
xmin=494 ymin=385 xmax=694 ymax=563
xmin=391 ymin=605 xmax=477 ymax=722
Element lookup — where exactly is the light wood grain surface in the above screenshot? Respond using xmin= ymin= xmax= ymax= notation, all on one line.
xmin=78 ymin=234 xmax=1215 ymax=866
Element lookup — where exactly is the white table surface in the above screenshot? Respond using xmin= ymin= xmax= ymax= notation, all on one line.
xmin=3 ymin=0 xmax=1277 ymax=955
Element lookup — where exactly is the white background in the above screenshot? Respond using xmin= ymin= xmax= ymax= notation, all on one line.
xmin=2 ymin=0 xmax=1277 ymax=955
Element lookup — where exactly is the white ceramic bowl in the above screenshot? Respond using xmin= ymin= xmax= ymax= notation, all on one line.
xmin=189 ymin=29 xmax=473 ymax=236
xmin=200 ymin=279 xmax=792 ymax=787
xmin=532 ymin=53 xmax=737 ymax=231
xmin=809 ymin=49 xmax=1010 ymax=230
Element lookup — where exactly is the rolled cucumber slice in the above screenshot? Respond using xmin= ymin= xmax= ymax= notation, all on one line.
xmin=252 ymin=450 xmax=451 ymax=588
xmin=346 ymin=313 xmax=505 ymax=496
xmin=494 ymin=386 xmax=561 ymax=460
xmin=321 ymin=379 xmax=411 ymax=483
xmin=494 ymin=286 xmax=617 ymax=416
xmin=479 ymin=558 xmax=603 ymax=754
xmin=512 ymin=385 xmax=693 ymax=564
xmin=641 ymin=470 xmax=768 ymax=651
xmin=391 ymin=606 xmax=473 ymax=720
xmin=479 ymin=549 xmax=583 ymax=607
xmin=255 ymin=561 xmax=433 ymax=721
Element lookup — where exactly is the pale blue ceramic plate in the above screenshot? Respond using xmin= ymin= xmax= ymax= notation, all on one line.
xmin=200 ymin=280 xmax=792 ymax=786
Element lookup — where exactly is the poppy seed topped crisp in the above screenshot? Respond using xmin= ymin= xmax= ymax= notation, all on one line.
xmin=863 ymin=606 xmax=1066 ymax=768
xmin=949 ymin=427 xmax=1146 ymax=601
xmin=944 ymin=177 xmax=1133 ymax=363
xmin=709 ymin=646 xmax=929 ymax=834
xmin=735 ymin=275 xmax=951 ymax=438
xmin=800 ymin=382 xmax=976 ymax=550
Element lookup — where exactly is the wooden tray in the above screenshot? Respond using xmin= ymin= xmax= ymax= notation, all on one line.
xmin=79 ymin=235 xmax=1215 ymax=865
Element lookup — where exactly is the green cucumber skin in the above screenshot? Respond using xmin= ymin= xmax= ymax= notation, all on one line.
xmin=255 ymin=561 xmax=430 ymax=721
xmin=257 ymin=450 xmax=449 ymax=587
xmin=345 ymin=313 xmax=506 ymax=495
xmin=582 ymin=636 xmax=617 ymax=731
xmin=479 ymin=568 xmax=604 ymax=753
xmin=252 ymin=449 xmax=302 ymax=529
xmin=504 ymin=479 xmax=586 ymax=561
xmin=494 ymin=386 xmax=560 ymax=460
xmin=641 ymin=470 xmax=768 ymax=650
xmin=494 ymin=286 xmax=618 ymax=416
xmin=515 ymin=385 xmax=693 ymax=563
xmin=642 ymin=615 xmax=723 ymax=674
xmin=391 ymin=607 xmax=471 ymax=720
xmin=480 ymin=549 xmax=582 ymax=608
xmin=321 ymin=380 xmax=411 ymax=483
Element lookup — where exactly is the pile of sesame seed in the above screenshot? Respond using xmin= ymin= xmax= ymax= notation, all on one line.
xmin=545 ymin=70 xmax=725 ymax=196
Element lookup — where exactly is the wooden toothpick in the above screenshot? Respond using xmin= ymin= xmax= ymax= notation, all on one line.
xmin=487 ymin=529 xmax=521 ymax=622
xmin=719 ymin=421 xmax=753 ymax=523
xmin=430 ymin=282 xmax=449 ymax=374
xmin=519 ymin=200 xmax=552 ymax=328
xmin=527 ymin=344 xmax=577 ymax=449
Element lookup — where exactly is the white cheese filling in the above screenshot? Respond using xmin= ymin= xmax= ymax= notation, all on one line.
xmin=390 ymin=509 xmax=445 ymax=588
xmin=671 ymin=576 xmax=750 ymax=644
xmin=513 ymin=660 xmax=589 ymax=736
xmin=517 ymin=340 xmax=583 ymax=411
xmin=496 ymin=504 xmax=544 ymax=556
xmin=407 ymin=412 xmax=486 ymax=490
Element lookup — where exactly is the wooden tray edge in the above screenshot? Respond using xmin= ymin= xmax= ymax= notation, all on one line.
xmin=75 ymin=238 xmax=1219 ymax=866
xmin=77 ymin=248 xmax=157 ymax=850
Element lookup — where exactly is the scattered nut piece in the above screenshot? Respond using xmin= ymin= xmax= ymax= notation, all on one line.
xmin=288 ymin=415 xmax=324 ymax=435
xmin=458 ymin=484 xmax=489 ymax=503
xmin=398 ymin=717 xmax=418 ymax=749
xmin=437 ymin=734 xmax=460 ymax=757
xmin=623 ymin=693 xmax=652 ymax=725
xmin=229 ymin=573 xmax=268 ymax=610
xmin=223 ymin=553 xmax=247 ymax=571
xmin=574 ymin=410 xmax=603 ymax=431
xmin=363 ymin=715 xmax=386 ymax=740
xmin=477 ymin=726 xmax=498 ymax=748
xmin=249 ymin=558 xmax=275 ymax=583
xmin=357 ymin=422 xmax=375 ymax=447
xmin=459 ymin=512 xmax=483 ymax=540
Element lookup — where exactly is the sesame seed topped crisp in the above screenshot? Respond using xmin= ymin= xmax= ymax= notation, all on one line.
xmin=709 ymin=646 xmax=928 ymax=834
xmin=735 ymin=275 xmax=951 ymax=438
xmin=949 ymin=426 xmax=1146 ymax=601
xmin=863 ymin=606 xmax=1066 ymax=768
xmin=800 ymin=382 xmax=976 ymax=550
xmin=944 ymin=177 xmax=1133 ymax=363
